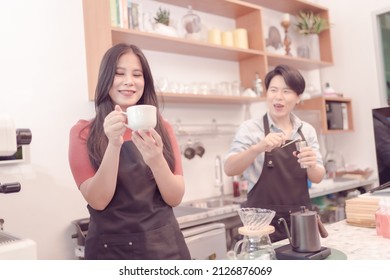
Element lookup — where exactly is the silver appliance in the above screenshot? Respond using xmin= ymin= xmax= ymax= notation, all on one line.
xmin=0 ymin=114 xmax=32 ymax=160
xmin=71 ymin=218 xmax=228 ymax=260
xmin=0 ymin=231 xmax=37 ymax=259
xmin=181 ymin=223 xmax=227 ymax=260
xmin=326 ymin=102 xmax=344 ymax=130
xmin=0 ymin=115 xmax=36 ymax=259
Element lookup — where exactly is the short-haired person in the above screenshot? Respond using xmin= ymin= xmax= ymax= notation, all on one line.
xmin=224 ymin=64 xmax=325 ymax=242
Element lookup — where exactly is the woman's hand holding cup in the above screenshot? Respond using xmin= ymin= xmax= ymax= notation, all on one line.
xmin=121 ymin=104 xmax=161 ymax=166
xmin=132 ymin=128 xmax=164 ymax=168
xmin=104 ymin=105 xmax=127 ymax=146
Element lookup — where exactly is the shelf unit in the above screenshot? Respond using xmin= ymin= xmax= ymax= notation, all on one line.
xmin=172 ymin=120 xmax=239 ymax=137
xmin=82 ymin=0 xmax=333 ymax=102
xmin=295 ymin=96 xmax=354 ymax=134
xmin=157 ymin=92 xmax=265 ymax=104
xmin=244 ymin=0 xmax=333 ymax=65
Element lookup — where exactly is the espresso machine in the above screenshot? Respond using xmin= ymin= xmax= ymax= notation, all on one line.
xmin=1 ymin=114 xmax=32 ymax=193
xmin=0 ymin=114 xmax=36 ymax=259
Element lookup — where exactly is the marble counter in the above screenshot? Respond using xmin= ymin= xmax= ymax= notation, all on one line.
xmin=175 ymin=190 xmax=390 ymax=259
xmin=323 ymin=220 xmax=390 ymax=259
xmin=174 ymin=202 xmax=241 ymax=229
xmin=175 ymin=202 xmax=390 ymax=259
xmin=309 ymin=177 xmax=377 ymax=198
xmin=275 ymin=220 xmax=390 ymax=260
xmin=175 ymin=178 xmax=377 ymax=229
xmin=175 ymin=178 xmax=377 ymax=228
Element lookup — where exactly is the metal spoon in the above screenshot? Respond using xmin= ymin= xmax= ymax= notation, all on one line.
xmin=281 ymin=139 xmax=299 ymax=148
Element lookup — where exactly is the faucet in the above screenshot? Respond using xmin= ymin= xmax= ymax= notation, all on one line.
xmin=215 ymin=155 xmax=224 ymax=201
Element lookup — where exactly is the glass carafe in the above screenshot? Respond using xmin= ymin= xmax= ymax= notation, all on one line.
xmin=233 ymin=225 xmax=276 ymax=260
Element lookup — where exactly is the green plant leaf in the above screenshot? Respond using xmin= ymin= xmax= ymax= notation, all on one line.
xmin=295 ymin=10 xmax=330 ymax=35
xmin=154 ymin=7 xmax=170 ymax=26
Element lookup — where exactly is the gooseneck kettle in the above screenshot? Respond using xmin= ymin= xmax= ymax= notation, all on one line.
xmin=278 ymin=206 xmax=328 ymax=253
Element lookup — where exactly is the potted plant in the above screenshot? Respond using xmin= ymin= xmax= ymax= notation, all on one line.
xmin=154 ymin=7 xmax=170 ymax=26
xmin=295 ymin=10 xmax=331 ymax=60
xmin=153 ymin=7 xmax=178 ymax=37
xmin=295 ymin=10 xmax=330 ymax=35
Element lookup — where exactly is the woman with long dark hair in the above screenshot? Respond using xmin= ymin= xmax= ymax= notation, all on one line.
xmin=69 ymin=43 xmax=190 ymax=259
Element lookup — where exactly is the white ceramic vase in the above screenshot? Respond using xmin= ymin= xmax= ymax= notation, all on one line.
xmin=297 ymin=34 xmax=321 ymax=60
xmin=306 ymin=34 xmax=321 ymax=60
xmin=153 ymin=23 xmax=178 ymax=37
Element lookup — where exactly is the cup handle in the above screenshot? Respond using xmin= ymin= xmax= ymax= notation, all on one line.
xmin=120 ymin=111 xmax=130 ymax=129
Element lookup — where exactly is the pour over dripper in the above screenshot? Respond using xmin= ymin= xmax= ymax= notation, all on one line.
xmin=232 ymin=208 xmax=277 ymax=260
xmin=237 ymin=208 xmax=275 ymax=231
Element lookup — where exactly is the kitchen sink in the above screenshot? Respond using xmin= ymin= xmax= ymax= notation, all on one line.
xmin=173 ymin=206 xmax=209 ymax=218
xmin=187 ymin=198 xmax=236 ymax=209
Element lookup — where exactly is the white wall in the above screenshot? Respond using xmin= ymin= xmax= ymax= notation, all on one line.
xmin=0 ymin=0 xmax=389 ymax=259
xmin=0 ymin=0 xmax=92 ymax=259
xmin=317 ymin=0 xmax=389 ymax=170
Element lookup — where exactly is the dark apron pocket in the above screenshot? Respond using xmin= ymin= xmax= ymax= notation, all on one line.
xmin=142 ymin=222 xmax=189 ymax=260
xmin=96 ymin=233 xmax=136 ymax=260
xmin=95 ymin=223 xmax=187 ymax=260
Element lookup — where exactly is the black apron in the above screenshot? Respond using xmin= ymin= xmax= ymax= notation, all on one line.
xmin=84 ymin=141 xmax=191 ymax=260
xmin=244 ymin=114 xmax=311 ymax=242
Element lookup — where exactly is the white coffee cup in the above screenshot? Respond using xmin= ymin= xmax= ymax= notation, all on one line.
xmin=122 ymin=105 xmax=157 ymax=131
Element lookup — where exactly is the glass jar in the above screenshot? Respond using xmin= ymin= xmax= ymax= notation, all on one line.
xmin=324 ymin=150 xmax=345 ymax=178
xmin=182 ymin=6 xmax=201 ymax=39
xmin=253 ymin=72 xmax=263 ymax=96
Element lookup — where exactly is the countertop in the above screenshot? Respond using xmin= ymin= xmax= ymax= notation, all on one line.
xmin=274 ymin=220 xmax=390 ymax=260
xmin=174 ymin=178 xmax=387 ymax=260
xmin=174 ymin=201 xmax=241 ymax=229
xmin=174 ymin=178 xmax=377 ymax=229
xmin=322 ymin=220 xmax=390 ymax=259
xmin=309 ymin=177 xmax=377 ymax=198
xmin=275 ymin=185 xmax=390 ymax=260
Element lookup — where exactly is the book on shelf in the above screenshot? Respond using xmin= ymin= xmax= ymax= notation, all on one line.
xmin=326 ymin=102 xmax=344 ymax=130
xmin=109 ymin=0 xmax=142 ymax=30
xmin=109 ymin=0 xmax=119 ymax=27
xmin=129 ymin=2 xmax=140 ymax=30
xmin=341 ymin=103 xmax=349 ymax=130
xmin=121 ymin=0 xmax=129 ymax=29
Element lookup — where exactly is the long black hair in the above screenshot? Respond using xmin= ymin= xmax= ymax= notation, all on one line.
xmin=84 ymin=43 xmax=175 ymax=172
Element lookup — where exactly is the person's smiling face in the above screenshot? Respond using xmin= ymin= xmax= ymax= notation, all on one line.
xmin=109 ymin=51 xmax=145 ymax=111
xmin=267 ymin=75 xmax=300 ymax=121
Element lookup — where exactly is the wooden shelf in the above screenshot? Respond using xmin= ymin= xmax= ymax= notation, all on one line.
xmin=243 ymin=0 xmax=333 ymax=64
xmin=112 ymin=28 xmax=264 ymax=61
xmin=158 ymin=0 xmax=261 ymax=18
xmin=267 ymin=53 xmax=333 ymax=70
xmin=157 ymin=92 xmax=265 ymax=104
xmin=243 ymin=0 xmax=329 ymax=14
xmin=295 ymin=96 xmax=354 ymax=134
xmin=82 ymin=0 xmax=334 ymax=103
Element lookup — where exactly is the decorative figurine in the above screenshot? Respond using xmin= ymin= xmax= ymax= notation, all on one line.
xmin=281 ymin=13 xmax=292 ymax=56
